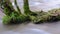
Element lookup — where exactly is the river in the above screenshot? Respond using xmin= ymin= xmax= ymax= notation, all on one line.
xmin=0 ymin=0 xmax=60 ymax=34
xmin=11 ymin=0 xmax=60 ymax=12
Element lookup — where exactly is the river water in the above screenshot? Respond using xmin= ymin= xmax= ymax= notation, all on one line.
xmin=0 ymin=0 xmax=60 ymax=34
xmin=11 ymin=0 xmax=60 ymax=12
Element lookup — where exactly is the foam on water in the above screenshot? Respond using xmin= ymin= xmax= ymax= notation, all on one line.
xmin=20 ymin=28 xmax=51 ymax=34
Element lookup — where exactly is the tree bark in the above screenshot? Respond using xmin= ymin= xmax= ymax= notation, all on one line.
xmin=2 ymin=0 xmax=16 ymax=15
xmin=24 ymin=0 xmax=31 ymax=15
xmin=23 ymin=0 xmax=37 ymax=16
xmin=14 ymin=0 xmax=21 ymax=14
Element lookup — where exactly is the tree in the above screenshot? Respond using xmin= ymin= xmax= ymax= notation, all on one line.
xmin=1 ymin=0 xmax=38 ymax=25
xmin=2 ymin=0 xmax=28 ymax=25
xmin=2 ymin=0 xmax=20 ymax=24
xmin=14 ymin=0 xmax=21 ymax=14
xmin=23 ymin=0 xmax=38 ymax=23
xmin=23 ymin=0 xmax=37 ymax=16
xmin=2 ymin=0 xmax=16 ymax=16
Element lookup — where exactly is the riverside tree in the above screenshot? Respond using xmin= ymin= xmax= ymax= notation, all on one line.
xmin=23 ymin=0 xmax=37 ymax=16
xmin=2 ymin=0 xmax=29 ymax=25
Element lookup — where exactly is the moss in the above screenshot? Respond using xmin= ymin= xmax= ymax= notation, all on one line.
xmin=2 ymin=0 xmax=60 ymax=25
xmin=2 ymin=0 xmax=30 ymax=25
xmin=3 ymin=12 xmax=29 ymax=25
xmin=23 ymin=0 xmax=37 ymax=16
xmin=29 ymin=16 xmax=37 ymax=22
xmin=10 ymin=12 xmax=27 ymax=24
xmin=3 ymin=15 xmax=11 ymax=25
xmin=34 ymin=8 xmax=60 ymax=24
xmin=2 ymin=0 xmax=16 ymax=16
xmin=14 ymin=0 xmax=21 ymax=14
xmin=23 ymin=0 xmax=38 ymax=23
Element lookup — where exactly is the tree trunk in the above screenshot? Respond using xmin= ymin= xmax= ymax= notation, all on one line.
xmin=23 ymin=0 xmax=37 ymax=16
xmin=14 ymin=0 xmax=21 ymax=14
xmin=2 ymin=0 xmax=16 ymax=16
xmin=24 ymin=0 xmax=31 ymax=15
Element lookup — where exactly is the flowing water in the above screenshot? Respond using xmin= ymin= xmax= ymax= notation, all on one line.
xmin=11 ymin=0 xmax=60 ymax=12
xmin=0 ymin=0 xmax=60 ymax=34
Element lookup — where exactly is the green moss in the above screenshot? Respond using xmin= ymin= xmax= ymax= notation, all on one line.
xmin=2 ymin=0 xmax=30 ymax=25
xmin=14 ymin=0 xmax=21 ymax=14
xmin=3 ymin=12 xmax=29 ymax=24
xmin=2 ymin=0 xmax=60 ymax=25
xmin=23 ymin=0 xmax=37 ymax=16
xmin=23 ymin=0 xmax=38 ymax=23
xmin=3 ymin=15 xmax=11 ymax=25
xmin=2 ymin=0 xmax=16 ymax=16
xmin=34 ymin=8 xmax=60 ymax=24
